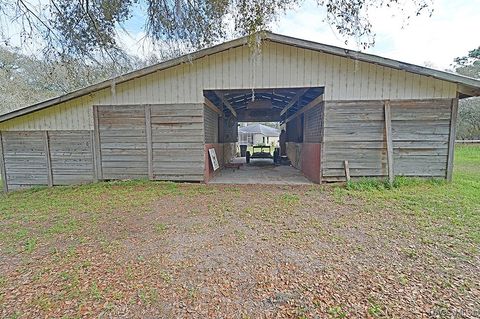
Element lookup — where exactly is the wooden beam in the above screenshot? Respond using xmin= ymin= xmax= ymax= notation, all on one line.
xmin=145 ymin=106 xmax=154 ymax=180
xmin=384 ymin=100 xmax=394 ymax=185
xmin=214 ymin=91 xmax=237 ymax=117
xmin=0 ymin=132 xmax=8 ymax=193
xmin=43 ymin=131 xmax=53 ymax=187
xmin=319 ymin=103 xmax=326 ymax=184
xmin=344 ymin=160 xmax=350 ymax=182
xmin=280 ymin=88 xmax=309 ymax=115
xmin=446 ymin=97 xmax=459 ymax=181
xmin=90 ymin=131 xmax=96 ymax=182
xmin=285 ymin=95 xmax=324 ymax=123
xmin=204 ymin=97 xmax=223 ymax=116
xmin=92 ymin=105 xmax=103 ymax=180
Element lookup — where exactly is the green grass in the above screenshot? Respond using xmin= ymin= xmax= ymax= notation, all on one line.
xmin=0 ymin=180 xmax=184 ymax=254
xmin=341 ymin=144 xmax=480 ymax=248
xmin=1 ymin=145 xmax=478 ymax=256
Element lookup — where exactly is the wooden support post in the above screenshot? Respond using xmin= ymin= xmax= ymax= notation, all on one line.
xmin=145 ymin=105 xmax=154 ymax=180
xmin=92 ymin=106 xmax=103 ymax=180
xmin=0 ymin=132 xmax=8 ymax=193
xmin=344 ymin=160 xmax=350 ymax=182
xmin=384 ymin=100 xmax=394 ymax=185
xmin=446 ymin=97 xmax=458 ymax=181
xmin=90 ymin=131 xmax=97 ymax=182
xmin=43 ymin=131 xmax=53 ymax=187
xmin=319 ymin=103 xmax=326 ymax=184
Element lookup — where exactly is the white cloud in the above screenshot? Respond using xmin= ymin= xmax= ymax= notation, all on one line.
xmin=272 ymin=0 xmax=480 ymax=70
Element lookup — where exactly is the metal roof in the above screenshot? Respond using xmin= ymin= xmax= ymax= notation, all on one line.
xmin=1 ymin=31 xmax=479 ymax=123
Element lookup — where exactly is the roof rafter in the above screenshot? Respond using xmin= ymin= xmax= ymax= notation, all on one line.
xmin=214 ymin=91 xmax=238 ymax=117
xmin=280 ymin=88 xmax=309 ymax=116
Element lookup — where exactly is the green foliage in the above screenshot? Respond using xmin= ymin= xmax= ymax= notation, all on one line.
xmin=453 ymin=47 xmax=480 ymax=140
xmin=457 ymin=97 xmax=480 ymax=140
xmin=0 ymin=46 xmax=146 ymax=114
xmin=454 ymin=46 xmax=480 ymax=79
xmin=327 ymin=305 xmax=347 ymax=318
xmin=346 ymin=176 xmax=444 ymax=191
xmin=0 ymin=0 xmax=434 ymax=63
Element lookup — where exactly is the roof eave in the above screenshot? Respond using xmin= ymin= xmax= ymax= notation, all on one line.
xmin=264 ymin=32 xmax=480 ymax=93
xmin=0 ymin=35 xmax=251 ymax=123
xmin=2 ymin=31 xmax=480 ymax=124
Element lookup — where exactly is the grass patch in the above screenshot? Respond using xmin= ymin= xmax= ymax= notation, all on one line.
xmin=343 ymin=145 xmax=480 ymax=249
xmin=154 ymin=223 xmax=168 ymax=234
xmin=0 ymin=180 xmax=184 ymax=255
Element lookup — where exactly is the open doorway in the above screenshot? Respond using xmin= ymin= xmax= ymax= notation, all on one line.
xmin=203 ymin=87 xmax=324 ymax=184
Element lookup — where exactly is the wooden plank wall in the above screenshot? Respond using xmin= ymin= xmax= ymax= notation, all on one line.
xmin=322 ymin=99 xmax=453 ymax=181
xmin=49 ymin=131 xmax=95 ymax=185
xmin=1 ymin=131 xmax=48 ymax=190
xmin=98 ymin=105 xmax=148 ymax=180
xmin=204 ymin=105 xmax=219 ymax=143
xmin=0 ymin=41 xmax=457 ymax=132
xmin=0 ymin=130 xmax=95 ymax=190
xmin=97 ymin=104 xmax=204 ymax=182
xmin=150 ymin=103 xmax=204 ymax=181
xmin=390 ymin=99 xmax=451 ymax=177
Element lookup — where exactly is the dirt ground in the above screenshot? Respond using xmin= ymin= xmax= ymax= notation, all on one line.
xmin=0 ymin=183 xmax=479 ymax=318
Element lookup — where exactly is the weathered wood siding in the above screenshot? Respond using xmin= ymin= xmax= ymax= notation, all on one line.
xmin=1 ymin=132 xmax=48 ymax=189
xmin=204 ymin=105 xmax=219 ymax=143
xmin=322 ymin=99 xmax=453 ymax=181
xmin=49 ymin=131 xmax=95 ymax=185
xmin=0 ymin=41 xmax=457 ymax=132
xmin=0 ymin=130 xmax=94 ymax=190
xmin=98 ymin=105 xmax=149 ymax=180
xmin=96 ymin=104 xmax=204 ymax=182
xmin=150 ymin=104 xmax=204 ymax=181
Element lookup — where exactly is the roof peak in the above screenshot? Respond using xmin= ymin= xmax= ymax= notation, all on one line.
xmin=1 ymin=31 xmax=479 ymax=123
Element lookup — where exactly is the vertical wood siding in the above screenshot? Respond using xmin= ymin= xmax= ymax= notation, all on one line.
xmin=322 ymin=99 xmax=452 ymax=181
xmin=0 ymin=41 xmax=458 ymax=131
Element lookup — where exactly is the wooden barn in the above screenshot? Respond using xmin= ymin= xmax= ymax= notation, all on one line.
xmin=1 ymin=32 xmax=479 ymax=191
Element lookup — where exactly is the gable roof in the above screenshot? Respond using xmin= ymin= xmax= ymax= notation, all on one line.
xmin=1 ymin=31 xmax=480 ymax=123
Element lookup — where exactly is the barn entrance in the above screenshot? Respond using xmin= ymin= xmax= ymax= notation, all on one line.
xmin=203 ymin=87 xmax=324 ymax=184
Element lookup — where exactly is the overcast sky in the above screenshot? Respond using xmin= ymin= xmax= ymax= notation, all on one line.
xmin=114 ymin=0 xmax=479 ymax=72
xmin=4 ymin=0 xmax=479 ymax=72
xmin=270 ymin=0 xmax=479 ymax=71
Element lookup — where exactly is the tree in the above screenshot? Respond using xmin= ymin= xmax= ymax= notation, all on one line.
xmin=0 ymin=46 xmax=144 ymax=114
xmin=453 ymin=47 xmax=480 ymax=79
xmin=453 ymin=47 xmax=480 ymax=140
xmin=0 ymin=0 xmax=434 ymax=64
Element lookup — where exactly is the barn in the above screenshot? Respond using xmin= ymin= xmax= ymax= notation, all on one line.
xmin=1 ymin=32 xmax=479 ymax=191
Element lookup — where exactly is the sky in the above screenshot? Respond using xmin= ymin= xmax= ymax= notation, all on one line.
xmin=2 ymin=0 xmax=479 ymax=72
xmin=116 ymin=0 xmax=480 ymax=72
xmin=270 ymin=0 xmax=480 ymax=71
